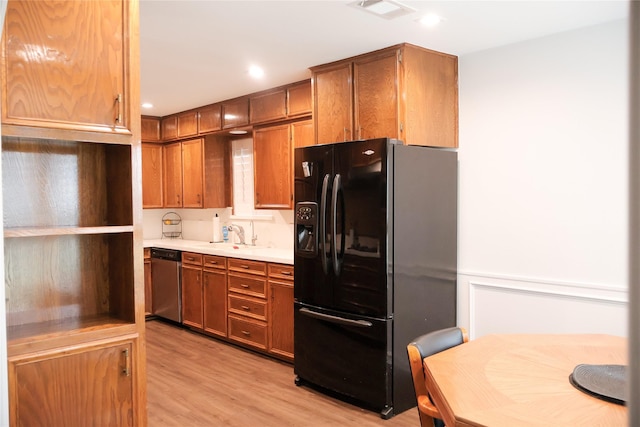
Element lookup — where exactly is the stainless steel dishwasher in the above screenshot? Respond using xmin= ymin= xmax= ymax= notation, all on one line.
xmin=151 ymin=248 xmax=182 ymax=323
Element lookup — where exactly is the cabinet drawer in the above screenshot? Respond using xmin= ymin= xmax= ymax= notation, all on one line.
xmin=228 ymin=295 xmax=266 ymax=320
xmin=182 ymin=252 xmax=203 ymax=266
xmin=228 ymin=273 xmax=266 ymax=298
xmin=268 ymin=263 xmax=293 ymax=281
xmin=228 ymin=315 xmax=267 ymax=349
xmin=203 ymin=255 xmax=226 ymax=270
xmin=227 ymin=258 xmax=267 ymax=276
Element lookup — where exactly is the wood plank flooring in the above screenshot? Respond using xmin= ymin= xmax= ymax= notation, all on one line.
xmin=146 ymin=320 xmax=419 ymax=426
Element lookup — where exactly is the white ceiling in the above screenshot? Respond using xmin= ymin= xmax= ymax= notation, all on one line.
xmin=139 ymin=0 xmax=629 ymax=117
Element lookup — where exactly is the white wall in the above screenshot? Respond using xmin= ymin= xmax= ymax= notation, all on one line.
xmin=457 ymin=20 xmax=629 ymax=338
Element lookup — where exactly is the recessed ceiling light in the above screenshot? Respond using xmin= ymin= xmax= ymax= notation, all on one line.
xmin=248 ymin=65 xmax=264 ymax=79
xmin=417 ymin=13 xmax=443 ymax=27
xmin=141 ymin=102 xmax=153 ymax=109
xmin=348 ymin=0 xmax=416 ymax=20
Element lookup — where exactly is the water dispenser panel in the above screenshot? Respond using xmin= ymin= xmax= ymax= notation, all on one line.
xmin=295 ymin=202 xmax=318 ymax=258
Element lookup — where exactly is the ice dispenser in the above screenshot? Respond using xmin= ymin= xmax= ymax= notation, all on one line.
xmin=295 ymin=202 xmax=318 ymax=257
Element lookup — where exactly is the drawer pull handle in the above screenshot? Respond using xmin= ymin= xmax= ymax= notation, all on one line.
xmin=241 ymin=305 xmax=250 ymax=310
xmin=241 ymin=330 xmax=251 ymax=336
xmin=240 ymin=284 xmax=250 ymax=288
xmin=187 ymin=257 xmax=194 ymax=261
xmin=240 ymin=265 xmax=250 ymax=269
xmin=208 ymin=261 xmax=217 ymax=265
xmin=281 ymin=271 xmax=292 ymax=275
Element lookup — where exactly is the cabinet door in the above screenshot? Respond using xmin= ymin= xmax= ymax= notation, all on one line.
xmin=203 ymin=269 xmax=227 ymax=338
xmin=142 ymin=143 xmax=164 ymax=208
xmin=198 ymin=104 xmax=222 ymax=134
xmin=250 ymin=89 xmax=287 ymax=124
xmin=354 ymin=50 xmax=399 ymax=141
xmin=161 ymin=116 xmax=178 ymax=141
xmin=1 ymin=1 xmax=131 ymax=136
xmin=9 ymin=339 xmax=135 ymax=427
xmin=222 ymin=97 xmax=249 ymax=129
xmin=178 ymin=111 xmax=198 ymax=138
xmin=287 ymin=80 xmax=312 ymax=118
xmin=141 ymin=117 xmax=161 ymax=142
xmin=204 ymin=136 xmax=231 ymax=208
xmin=163 ymin=142 xmax=183 ymax=207
xmin=269 ymin=280 xmax=294 ymax=360
xmin=313 ymin=62 xmax=353 ymax=144
xmin=291 ymin=119 xmax=314 ymax=148
xmin=182 ymin=139 xmax=204 ymax=208
xmin=253 ymin=124 xmax=292 ymax=209
xmin=182 ymin=266 xmax=203 ymax=329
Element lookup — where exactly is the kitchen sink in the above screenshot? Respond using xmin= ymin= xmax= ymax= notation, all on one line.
xmin=196 ymin=242 xmax=266 ymax=251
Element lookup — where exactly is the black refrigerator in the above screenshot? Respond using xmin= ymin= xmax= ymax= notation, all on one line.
xmin=293 ymin=138 xmax=457 ymax=419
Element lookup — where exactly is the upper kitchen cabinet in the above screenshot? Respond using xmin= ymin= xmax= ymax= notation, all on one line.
xmin=1 ymin=0 xmax=135 ymax=144
xmin=254 ymin=123 xmax=293 ymax=209
xmin=249 ymin=80 xmax=312 ymax=125
xmin=177 ymin=111 xmax=199 ymax=139
xmin=161 ymin=115 xmax=178 ymax=141
xmin=141 ymin=116 xmax=161 ymax=142
xmin=142 ymin=143 xmax=164 ymax=208
xmin=311 ymin=43 xmax=458 ymax=148
xmin=222 ymin=96 xmax=250 ymax=129
xmin=198 ymin=103 xmax=223 ymax=134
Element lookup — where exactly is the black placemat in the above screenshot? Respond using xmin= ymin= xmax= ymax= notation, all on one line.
xmin=569 ymin=364 xmax=627 ymax=405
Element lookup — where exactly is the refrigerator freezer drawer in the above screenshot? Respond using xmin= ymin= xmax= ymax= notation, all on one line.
xmin=294 ymin=303 xmax=391 ymax=413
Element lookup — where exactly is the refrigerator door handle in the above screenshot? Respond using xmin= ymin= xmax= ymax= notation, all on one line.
xmin=299 ymin=307 xmax=373 ymax=328
xmin=320 ymin=174 xmax=330 ymax=275
xmin=331 ymin=173 xmax=345 ymax=276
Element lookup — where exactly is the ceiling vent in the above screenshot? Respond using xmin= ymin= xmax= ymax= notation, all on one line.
xmin=348 ymin=0 xmax=416 ymax=20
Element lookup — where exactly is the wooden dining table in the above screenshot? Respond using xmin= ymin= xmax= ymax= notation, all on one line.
xmin=423 ymin=333 xmax=627 ymax=426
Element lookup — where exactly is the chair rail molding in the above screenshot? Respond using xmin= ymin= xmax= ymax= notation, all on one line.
xmin=457 ymin=271 xmax=628 ymax=340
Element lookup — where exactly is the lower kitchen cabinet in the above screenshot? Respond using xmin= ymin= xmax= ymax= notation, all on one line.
xmin=182 ymin=252 xmax=204 ymax=329
xmin=9 ymin=337 xmax=137 ymax=426
xmin=268 ymin=263 xmax=294 ymax=360
xmin=203 ymin=255 xmax=227 ymax=338
xmin=173 ymin=251 xmax=294 ymax=362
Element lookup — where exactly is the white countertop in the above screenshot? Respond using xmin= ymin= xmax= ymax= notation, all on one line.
xmin=144 ymin=239 xmax=294 ymax=265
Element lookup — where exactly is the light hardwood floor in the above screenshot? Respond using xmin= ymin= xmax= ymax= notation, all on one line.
xmin=146 ymin=320 xmax=419 ymax=426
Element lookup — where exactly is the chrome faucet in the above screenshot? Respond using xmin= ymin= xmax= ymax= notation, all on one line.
xmin=250 ymin=221 xmax=258 ymax=246
xmin=229 ymin=224 xmax=246 ymax=245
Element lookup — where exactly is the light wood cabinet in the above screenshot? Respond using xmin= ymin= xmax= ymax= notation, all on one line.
xmin=227 ymin=258 xmax=268 ymax=351
xmin=254 ymin=124 xmax=293 ymax=209
xmin=253 ymin=119 xmax=312 ymax=209
xmin=312 ymin=43 xmax=458 ymax=147
xmin=181 ymin=138 xmax=204 ymax=208
xmin=198 ymin=104 xmax=223 ymax=134
xmin=161 ymin=115 xmax=178 ymax=141
xmin=142 ymin=143 xmax=164 ymax=208
xmin=203 ymin=255 xmax=227 ymax=338
xmin=144 ymin=248 xmax=152 ymax=316
xmin=178 ymin=111 xmax=199 ymax=138
xmin=163 ymin=142 xmax=183 ymax=208
xmin=204 ymin=135 xmax=232 ymax=208
xmin=1 ymin=0 xmax=134 ymax=142
xmin=292 ymin=119 xmax=314 ymax=148
xmin=182 ymin=253 xmax=204 ymax=329
xmin=1 ymin=2 xmax=145 ymax=423
xmin=162 ymin=139 xmax=205 ymax=208
xmin=141 ymin=116 xmax=161 ymax=142
xmin=287 ymin=80 xmax=312 ymax=118
xmin=222 ymin=97 xmax=250 ymax=129
xmin=9 ymin=338 xmax=136 ymax=426
xmin=268 ymin=264 xmax=294 ymax=361
xmin=250 ymin=80 xmax=312 ymax=125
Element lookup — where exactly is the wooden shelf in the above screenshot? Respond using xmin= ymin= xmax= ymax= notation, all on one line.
xmin=4 ymin=225 xmax=134 ymax=239
xmin=7 ymin=314 xmax=134 ymax=345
